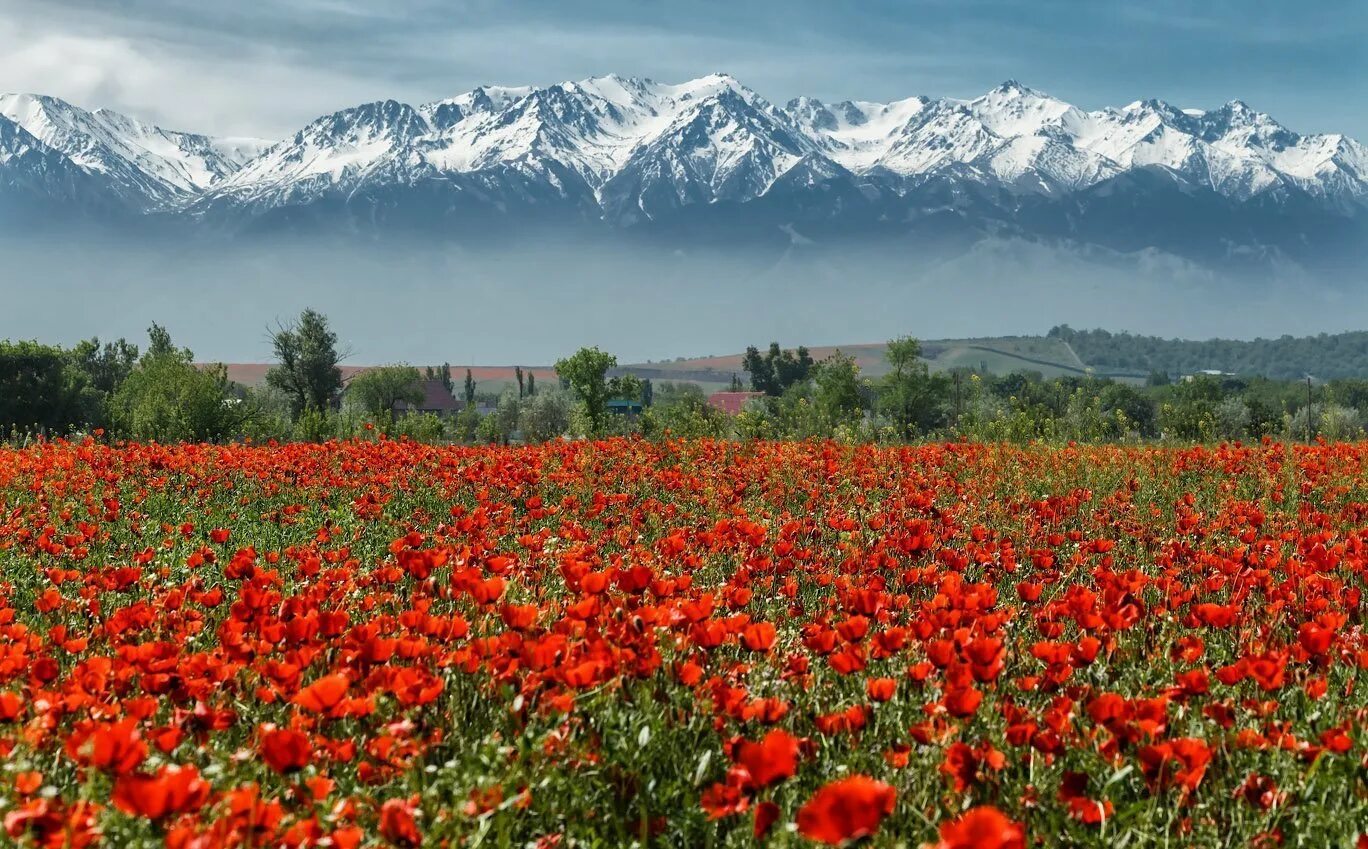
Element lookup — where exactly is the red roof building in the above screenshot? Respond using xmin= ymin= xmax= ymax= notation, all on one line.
xmin=707 ymin=391 xmax=765 ymax=415
xmin=394 ymin=378 xmax=463 ymax=417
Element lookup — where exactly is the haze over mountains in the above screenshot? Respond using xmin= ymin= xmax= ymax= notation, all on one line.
xmin=2 ymin=74 xmax=1366 ymax=363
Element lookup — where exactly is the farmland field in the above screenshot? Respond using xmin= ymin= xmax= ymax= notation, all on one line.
xmin=1 ymin=436 xmax=1366 ymax=847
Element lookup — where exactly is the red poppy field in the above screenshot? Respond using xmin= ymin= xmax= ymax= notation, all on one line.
xmin=1 ymin=437 xmax=1367 ymax=847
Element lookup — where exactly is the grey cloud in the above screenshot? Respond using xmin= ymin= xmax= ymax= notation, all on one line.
xmin=1 ymin=0 xmax=1364 ymax=138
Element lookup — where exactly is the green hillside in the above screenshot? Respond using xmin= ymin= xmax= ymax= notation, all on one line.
xmin=620 ymin=335 xmax=1141 ymax=387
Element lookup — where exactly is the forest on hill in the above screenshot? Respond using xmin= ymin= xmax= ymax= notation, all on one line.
xmin=1052 ymin=326 xmax=1368 ymax=381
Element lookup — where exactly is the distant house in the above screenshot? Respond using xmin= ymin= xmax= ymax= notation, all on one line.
xmin=707 ymin=391 xmax=765 ymax=415
xmin=607 ymin=399 xmax=644 ymax=416
xmin=394 ymin=379 xmax=462 ymax=418
xmin=1182 ymin=369 xmax=1235 ymax=382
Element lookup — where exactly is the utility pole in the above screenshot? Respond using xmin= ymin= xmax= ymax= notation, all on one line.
xmin=953 ymin=371 xmax=963 ymax=431
xmin=1306 ymin=375 xmax=1314 ymax=445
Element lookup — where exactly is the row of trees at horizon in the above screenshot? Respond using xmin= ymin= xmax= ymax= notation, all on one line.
xmin=1050 ymin=325 xmax=1368 ymax=381
xmin=4 ymin=309 xmax=1368 ymax=445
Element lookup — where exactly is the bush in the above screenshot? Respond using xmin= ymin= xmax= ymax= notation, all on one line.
xmin=393 ymin=412 xmax=448 ymax=443
xmin=520 ymin=390 xmax=573 ymax=443
xmin=112 ymin=357 xmax=246 ymax=443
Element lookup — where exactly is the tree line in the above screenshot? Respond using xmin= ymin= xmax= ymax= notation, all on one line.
xmin=1051 ymin=325 xmax=1368 ymax=382
xmin=3 ymin=311 xmax=1367 ymax=445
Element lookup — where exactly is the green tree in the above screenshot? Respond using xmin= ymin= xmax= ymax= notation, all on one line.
xmin=111 ymin=325 xmax=247 ymax=442
xmin=0 ymin=341 xmax=88 ymax=435
xmin=425 ymin=363 xmax=454 ymax=394
xmin=743 ymin=343 xmax=815 ymax=396
xmin=64 ymin=337 xmax=139 ymax=428
xmin=1097 ymin=382 xmax=1157 ymax=437
xmin=491 ymin=389 xmax=522 ymax=444
xmin=476 ymin=409 xmax=503 ymax=444
xmin=608 ymin=372 xmax=643 ymax=404
xmin=520 ymin=389 xmax=572 ymax=442
xmin=146 ymin=324 xmax=178 ymax=360
xmin=454 ymin=403 xmax=481 ymax=443
xmin=1157 ymin=376 xmax=1222 ymax=440
xmin=515 ymin=366 xmax=526 ymax=398
xmin=812 ymin=351 xmax=867 ymax=431
xmin=876 ymin=336 xmax=947 ymax=439
xmin=68 ymin=337 xmax=139 ymax=396
xmin=555 ymin=347 xmax=617 ymax=435
xmin=641 ymin=382 xmax=727 ymax=439
xmin=742 ymin=345 xmax=776 ymax=394
xmin=526 ymin=372 xmax=536 ymax=396
xmin=266 ymin=309 xmax=345 ymax=419
xmin=777 ymin=344 xmax=815 ymax=390
xmin=463 ymin=369 xmax=476 ymax=404
xmin=349 ymin=365 xmax=424 ymax=423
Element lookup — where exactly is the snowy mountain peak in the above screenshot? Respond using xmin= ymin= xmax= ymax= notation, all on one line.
xmin=421 ymin=85 xmax=535 ymax=130
xmin=0 ymin=91 xmax=270 ymax=202
xmin=311 ymin=100 xmax=429 ymax=143
xmin=987 ymin=79 xmax=1038 ymax=96
xmin=6 ymin=76 xmax=1366 ymax=239
xmin=968 ymin=82 xmax=1074 ymax=137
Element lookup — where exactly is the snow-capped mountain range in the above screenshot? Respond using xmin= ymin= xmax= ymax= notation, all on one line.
xmin=3 ymin=74 xmax=1365 ymax=273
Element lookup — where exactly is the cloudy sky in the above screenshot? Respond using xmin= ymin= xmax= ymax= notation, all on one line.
xmin=1 ymin=0 xmax=1364 ymax=140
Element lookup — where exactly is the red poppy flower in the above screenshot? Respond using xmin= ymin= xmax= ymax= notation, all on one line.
xmin=112 ymin=764 xmax=211 ymax=821
xmin=866 ymin=677 xmax=897 ymax=701
xmin=753 ymin=800 xmax=780 ymax=839
xmin=940 ymin=741 xmax=1006 ymax=792
xmin=293 ymin=674 xmax=350 ymax=714
xmin=742 ymin=622 xmax=777 ymax=651
xmin=260 ymin=726 xmax=311 ymax=774
xmin=1237 ymin=774 xmax=1285 ymax=810
xmin=1138 ymin=738 xmax=1212 ymax=795
xmin=935 ymin=806 xmax=1026 ymax=849
xmin=943 ymin=685 xmax=983 ymax=718
xmin=796 ymin=775 xmax=896 ymax=845
xmin=734 ymin=729 xmax=799 ymax=788
xmin=701 ymin=779 xmax=750 ymax=820
xmin=13 ymin=772 xmax=41 ymax=796
xmin=1058 ymin=772 xmax=1113 ymax=825
xmin=0 ymin=692 xmax=23 ymax=722
xmin=68 ymin=719 xmax=148 ymax=776
xmin=380 ymin=796 xmax=422 ymax=847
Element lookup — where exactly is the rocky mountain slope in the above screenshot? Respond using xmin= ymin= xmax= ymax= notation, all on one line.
xmin=2 ymin=75 xmax=1364 ymax=274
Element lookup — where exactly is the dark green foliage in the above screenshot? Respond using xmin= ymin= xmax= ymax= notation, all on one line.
xmin=813 ymin=352 xmax=867 ymax=428
xmin=425 ymin=363 xmax=454 ymax=394
xmin=350 ymin=365 xmax=424 ymax=422
xmin=68 ymin=337 xmax=139 ymax=397
xmin=1097 ymin=382 xmax=1157 ymax=436
xmin=0 ymin=341 xmax=88 ymax=434
xmin=877 ymin=336 xmax=948 ymax=438
xmin=639 ymin=382 xmax=728 ymax=438
xmin=1052 ymin=325 xmax=1368 ymax=381
xmin=742 ymin=342 xmax=815 ymax=396
xmin=555 ymin=347 xmax=618 ymax=435
xmin=266 ymin=309 xmax=345 ymax=418
xmin=110 ymin=325 xmax=248 ymax=442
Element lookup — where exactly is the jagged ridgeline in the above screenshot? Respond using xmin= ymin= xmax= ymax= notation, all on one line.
xmin=1 ymin=76 xmax=1365 ymax=276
